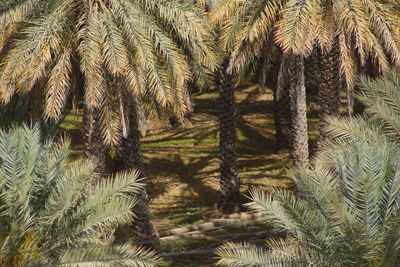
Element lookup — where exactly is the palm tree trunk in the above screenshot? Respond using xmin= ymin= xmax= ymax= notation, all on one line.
xmin=83 ymin=106 xmax=106 ymax=176
xmin=184 ymin=86 xmax=193 ymax=120
xmin=259 ymin=54 xmax=269 ymax=94
xmin=304 ymin=49 xmax=319 ymax=98
xmin=217 ymin=58 xmax=240 ymax=214
xmin=288 ymin=54 xmax=309 ymax=169
xmin=274 ymin=54 xmax=291 ymax=151
xmin=317 ymin=39 xmax=341 ymax=147
xmin=114 ymin=97 xmax=160 ymax=250
xmin=135 ymin=97 xmax=148 ymax=137
xmin=258 ymin=34 xmax=274 ymax=94
xmin=30 ymin=82 xmax=43 ymax=124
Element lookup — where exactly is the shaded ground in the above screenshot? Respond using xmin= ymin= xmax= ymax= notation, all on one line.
xmin=59 ymin=84 xmax=321 ymax=266
xmin=143 ymin=85 xmax=303 ymax=233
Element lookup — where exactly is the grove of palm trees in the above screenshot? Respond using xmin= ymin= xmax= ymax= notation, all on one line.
xmin=0 ymin=0 xmax=399 ymax=266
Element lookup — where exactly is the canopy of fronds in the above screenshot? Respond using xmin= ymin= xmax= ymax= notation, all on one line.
xmin=0 ymin=0 xmax=218 ymax=144
xmin=0 ymin=125 xmax=160 ymax=266
xmin=216 ymin=133 xmax=400 ymax=266
xmin=216 ymin=70 xmax=400 ymax=267
xmin=325 ymin=69 xmax=400 ymax=148
xmin=211 ymin=0 xmax=400 ymax=88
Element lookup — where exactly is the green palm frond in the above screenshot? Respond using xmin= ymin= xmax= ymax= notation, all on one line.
xmin=215 ymin=242 xmax=276 ymax=266
xmin=58 ymin=244 xmax=160 ymax=267
xmin=323 ymin=70 xmax=400 ymax=148
xmin=358 ymin=71 xmax=400 ymax=137
xmin=217 ymin=122 xmax=400 ymax=266
xmin=0 ymin=125 xmax=158 ymax=266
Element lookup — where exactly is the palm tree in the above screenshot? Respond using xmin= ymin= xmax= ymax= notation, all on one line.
xmin=276 ymin=0 xmax=400 ymax=145
xmin=287 ymin=53 xmax=309 ymax=168
xmin=216 ymin=58 xmax=240 ymax=214
xmin=0 ymin=0 xmax=217 ymax=244
xmin=326 ymin=69 xmax=400 ymax=146
xmin=0 ymin=0 xmax=217 ymax=164
xmin=211 ymin=0 xmax=310 ymax=168
xmin=0 ymin=125 xmax=159 ymax=266
xmin=211 ymin=0 xmax=400 ymax=164
xmin=274 ymin=54 xmax=292 ymax=151
xmin=216 ymin=132 xmax=400 ymax=266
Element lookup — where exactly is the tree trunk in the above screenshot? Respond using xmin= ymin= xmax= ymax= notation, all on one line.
xmin=304 ymin=49 xmax=319 ymax=98
xmin=217 ymin=58 xmax=240 ymax=214
xmin=184 ymin=86 xmax=193 ymax=120
xmin=274 ymin=54 xmax=291 ymax=151
xmin=258 ymin=33 xmax=274 ymax=94
xmin=135 ymin=97 xmax=148 ymax=137
xmin=288 ymin=54 xmax=309 ymax=169
xmin=29 ymin=82 xmax=43 ymax=124
xmin=83 ymin=106 xmax=106 ymax=176
xmin=259 ymin=54 xmax=269 ymax=94
xmin=114 ymin=97 xmax=160 ymax=250
xmin=317 ymin=39 xmax=341 ymax=147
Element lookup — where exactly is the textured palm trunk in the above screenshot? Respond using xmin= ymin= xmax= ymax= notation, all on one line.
xmin=258 ymin=34 xmax=274 ymax=94
xmin=259 ymin=54 xmax=269 ymax=94
xmin=184 ymin=86 xmax=193 ymax=120
xmin=135 ymin=98 xmax=148 ymax=137
xmin=83 ymin=106 xmax=106 ymax=175
xmin=217 ymin=59 xmax=240 ymax=214
xmin=29 ymin=82 xmax=43 ymax=124
xmin=304 ymin=49 xmax=319 ymax=98
xmin=288 ymin=54 xmax=309 ymax=169
xmin=274 ymin=54 xmax=291 ymax=151
xmin=114 ymin=98 xmax=160 ymax=250
xmin=317 ymin=39 xmax=341 ymax=147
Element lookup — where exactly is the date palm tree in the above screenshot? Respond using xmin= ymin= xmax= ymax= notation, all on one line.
xmin=0 ymin=125 xmax=159 ymax=266
xmin=275 ymin=0 xmax=400 ymax=145
xmin=0 ymin=0 xmax=217 ymax=245
xmin=326 ymin=69 xmax=400 ymax=147
xmin=0 ymin=0 xmax=217 ymax=163
xmin=216 ymin=69 xmax=400 ymax=267
xmin=216 ymin=132 xmax=400 ymax=266
xmin=211 ymin=0 xmax=400 ymax=165
xmin=211 ymin=0 xmax=310 ymax=168
xmin=216 ymin=57 xmax=241 ymax=214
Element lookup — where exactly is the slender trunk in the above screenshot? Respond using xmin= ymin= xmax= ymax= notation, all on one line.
xmin=344 ymin=78 xmax=354 ymax=116
xmin=304 ymin=49 xmax=319 ymax=99
xmin=288 ymin=54 xmax=309 ymax=169
xmin=274 ymin=54 xmax=291 ymax=151
xmin=135 ymin=97 xmax=148 ymax=137
xmin=30 ymin=82 xmax=42 ymax=124
xmin=259 ymin=55 xmax=269 ymax=94
xmin=83 ymin=106 xmax=106 ymax=176
xmin=184 ymin=86 xmax=193 ymax=120
xmin=217 ymin=58 xmax=240 ymax=214
xmin=317 ymin=38 xmax=341 ymax=147
xmin=114 ymin=96 xmax=160 ymax=250
xmin=258 ymin=33 xmax=274 ymax=94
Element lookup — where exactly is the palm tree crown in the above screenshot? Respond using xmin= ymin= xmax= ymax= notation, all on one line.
xmin=216 ymin=136 xmax=400 ymax=266
xmin=0 ymin=125 xmax=159 ymax=266
xmin=0 ymin=0 xmax=218 ymax=143
xmin=212 ymin=0 xmax=400 ymax=86
xmin=326 ymin=69 xmax=400 ymax=146
xmin=216 ymin=69 xmax=400 ymax=267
